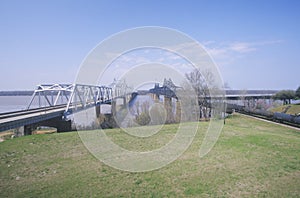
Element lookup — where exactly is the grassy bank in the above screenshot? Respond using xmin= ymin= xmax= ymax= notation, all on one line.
xmin=0 ymin=114 xmax=299 ymax=197
xmin=269 ymin=103 xmax=300 ymax=115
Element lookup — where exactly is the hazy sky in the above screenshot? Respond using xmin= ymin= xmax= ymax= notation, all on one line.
xmin=0 ymin=0 xmax=299 ymax=90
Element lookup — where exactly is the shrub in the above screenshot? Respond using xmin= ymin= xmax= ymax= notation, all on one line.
xmin=135 ymin=112 xmax=151 ymax=126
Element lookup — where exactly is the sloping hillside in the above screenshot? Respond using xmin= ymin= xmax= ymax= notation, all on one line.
xmin=269 ymin=104 xmax=300 ymax=115
xmin=0 ymin=115 xmax=299 ymax=197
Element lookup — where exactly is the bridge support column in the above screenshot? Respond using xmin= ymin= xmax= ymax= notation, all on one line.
xmin=111 ymin=100 xmax=116 ymax=116
xmin=38 ymin=117 xmax=72 ymax=133
xmin=24 ymin=125 xmax=35 ymax=136
xmin=123 ymin=97 xmax=126 ymax=106
xmin=56 ymin=120 xmax=72 ymax=132
xmin=154 ymin=94 xmax=159 ymax=102
xmin=151 ymin=93 xmax=159 ymax=102
xmin=95 ymin=104 xmax=101 ymax=118
xmin=118 ymin=97 xmax=127 ymax=109
xmin=15 ymin=126 xmax=24 ymax=137
xmin=175 ymin=100 xmax=181 ymax=123
xmin=164 ymin=96 xmax=174 ymax=123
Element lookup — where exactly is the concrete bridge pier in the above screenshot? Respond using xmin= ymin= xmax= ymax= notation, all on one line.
xmin=175 ymin=100 xmax=181 ymax=123
xmin=24 ymin=125 xmax=36 ymax=135
xmin=120 ymin=97 xmax=127 ymax=108
xmin=151 ymin=93 xmax=160 ymax=102
xmin=54 ymin=119 xmax=72 ymax=132
xmin=20 ymin=117 xmax=73 ymax=136
xmin=14 ymin=125 xmax=38 ymax=136
xmin=164 ymin=96 xmax=174 ymax=123
xmin=95 ymin=104 xmax=101 ymax=118
xmin=111 ymin=100 xmax=117 ymax=116
xmin=15 ymin=127 xmax=25 ymax=137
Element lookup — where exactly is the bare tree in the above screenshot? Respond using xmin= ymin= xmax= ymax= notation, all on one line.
xmin=185 ymin=69 xmax=213 ymax=119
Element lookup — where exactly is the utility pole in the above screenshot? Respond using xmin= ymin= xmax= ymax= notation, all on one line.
xmin=224 ymin=101 xmax=226 ymax=125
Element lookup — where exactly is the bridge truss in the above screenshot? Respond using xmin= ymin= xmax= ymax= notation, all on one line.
xmin=27 ymin=84 xmax=113 ymax=118
xmin=0 ymin=83 xmax=124 ymax=133
xmin=27 ymin=84 xmax=73 ymax=109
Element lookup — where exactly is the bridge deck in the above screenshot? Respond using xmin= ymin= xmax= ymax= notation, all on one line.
xmin=0 ymin=107 xmax=66 ymax=132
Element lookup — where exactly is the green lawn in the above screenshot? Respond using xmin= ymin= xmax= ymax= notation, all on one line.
xmin=0 ymin=114 xmax=299 ymax=197
xmin=269 ymin=103 xmax=300 ymax=115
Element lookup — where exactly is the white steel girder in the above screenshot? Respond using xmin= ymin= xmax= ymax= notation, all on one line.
xmin=27 ymin=84 xmax=113 ymax=115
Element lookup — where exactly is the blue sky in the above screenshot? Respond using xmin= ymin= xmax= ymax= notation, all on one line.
xmin=0 ymin=0 xmax=299 ymax=90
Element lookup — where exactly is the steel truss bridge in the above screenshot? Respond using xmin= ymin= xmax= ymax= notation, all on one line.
xmin=0 ymin=84 xmax=123 ymax=134
xmin=27 ymin=84 xmax=114 ymax=117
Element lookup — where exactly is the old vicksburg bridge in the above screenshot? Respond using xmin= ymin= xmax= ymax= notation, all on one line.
xmin=0 ymin=84 xmax=120 ymax=135
xmin=0 ymin=81 xmax=277 ymax=136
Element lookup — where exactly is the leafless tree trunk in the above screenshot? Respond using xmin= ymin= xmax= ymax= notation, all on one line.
xmin=185 ymin=69 xmax=213 ymax=119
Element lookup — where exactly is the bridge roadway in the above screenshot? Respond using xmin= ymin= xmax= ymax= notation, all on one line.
xmin=0 ymin=105 xmax=67 ymax=132
xmin=0 ymin=97 xmax=118 ymax=134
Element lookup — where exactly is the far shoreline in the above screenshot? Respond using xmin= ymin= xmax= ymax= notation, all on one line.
xmin=0 ymin=91 xmax=34 ymax=96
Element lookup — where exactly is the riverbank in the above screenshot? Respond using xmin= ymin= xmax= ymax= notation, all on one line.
xmin=0 ymin=114 xmax=299 ymax=197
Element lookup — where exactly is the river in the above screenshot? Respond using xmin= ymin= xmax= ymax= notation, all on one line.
xmin=0 ymin=96 xmax=34 ymax=113
xmin=0 ymin=94 xmax=161 ymax=114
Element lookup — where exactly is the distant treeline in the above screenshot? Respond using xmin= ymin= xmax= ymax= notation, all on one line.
xmin=0 ymin=91 xmax=34 ymax=96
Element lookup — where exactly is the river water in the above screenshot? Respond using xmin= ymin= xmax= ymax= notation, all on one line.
xmin=0 ymin=96 xmax=34 ymax=113
xmin=0 ymin=94 xmax=163 ymax=115
xmin=1 ymin=94 xmax=177 ymax=130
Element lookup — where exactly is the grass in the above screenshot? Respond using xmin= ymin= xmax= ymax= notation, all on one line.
xmin=269 ymin=103 xmax=300 ymax=115
xmin=0 ymin=114 xmax=300 ymax=197
xmin=0 ymin=128 xmax=56 ymax=141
